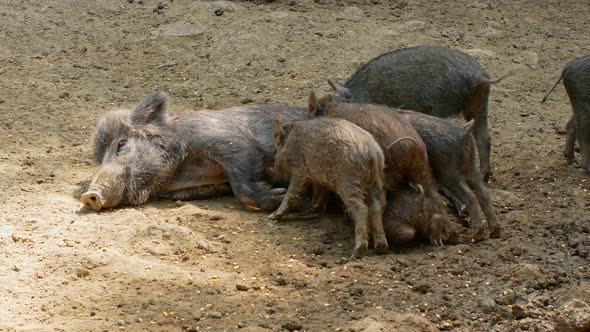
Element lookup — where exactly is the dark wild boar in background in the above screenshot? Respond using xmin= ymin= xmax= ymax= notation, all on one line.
xmin=269 ymin=117 xmax=386 ymax=259
xmin=329 ymin=45 xmax=510 ymax=181
xmin=400 ymin=110 xmax=500 ymax=242
xmin=80 ymin=91 xmax=307 ymax=212
xmin=542 ymin=54 xmax=590 ymax=173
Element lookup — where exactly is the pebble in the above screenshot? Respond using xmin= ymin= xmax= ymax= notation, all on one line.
xmin=193 ymin=311 xmax=202 ymax=321
xmin=511 ymin=304 xmax=528 ymax=319
xmin=208 ymin=311 xmax=223 ymax=319
xmin=236 ymin=284 xmax=249 ymax=291
xmin=477 ymin=296 xmax=496 ymax=314
xmin=412 ymin=284 xmax=432 ymax=294
xmin=311 ymin=246 xmax=324 ymax=255
xmin=281 ymin=320 xmax=302 ymax=331
xmin=197 ymin=240 xmax=210 ymax=251
xmin=214 ymin=8 xmax=224 ymax=16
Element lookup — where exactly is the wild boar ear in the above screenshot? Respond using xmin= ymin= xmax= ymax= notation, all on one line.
xmin=416 ymin=184 xmax=424 ymax=197
xmin=131 ymin=91 xmax=170 ymax=126
xmin=273 ymin=120 xmax=292 ymax=146
xmin=415 ymin=184 xmax=426 ymax=210
xmin=328 ymin=80 xmax=352 ymax=100
xmin=308 ymin=92 xmax=320 ymax=118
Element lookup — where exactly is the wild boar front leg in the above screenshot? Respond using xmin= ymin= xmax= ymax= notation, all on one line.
xmin=226 ymin=159 xmax=285 ymax=211
xmin=267 ymin=174 xmax=307 ymax=220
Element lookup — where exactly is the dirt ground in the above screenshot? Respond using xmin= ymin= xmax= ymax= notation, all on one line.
xmin=1 ymin=0 xmax=590 ymax=331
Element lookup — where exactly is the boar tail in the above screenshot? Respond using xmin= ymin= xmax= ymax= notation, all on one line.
xmin=385 ymin=137 xmax=420 ymax=150
xmin=541 ymin=74 xmax=564 ymax=103
xmin=370 ymin=151 xmax=386 ymax=205
xmin=488 ymin=70 xmax=513 ymax=85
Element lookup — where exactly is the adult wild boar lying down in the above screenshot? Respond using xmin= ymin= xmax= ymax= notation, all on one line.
xmin=80 ymin=92 xmax=307 ymax=211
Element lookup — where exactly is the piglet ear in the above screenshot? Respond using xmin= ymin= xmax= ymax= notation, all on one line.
xmin=272 ymin=119 xmax=283 ymax=146
xmin=273 ymin=119 xmax=292 ymax=147
xmin=308 ymin=92 xmax=320 ymax=118
xmin=131 ymin=91 xmax=170 ymax=126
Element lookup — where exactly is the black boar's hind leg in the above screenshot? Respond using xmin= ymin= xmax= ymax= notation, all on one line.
xmin=465 ymin=82 xmax=492 ymax=182
xmin=267 ymin=174 xmax=307 ymax=220
xmin=226 ymin=156 xmax=284 ymax=211
xmin=440 ymin=187 xmax=467 ymax=218
xmin=446 ymin=179 xmax=487 ymax=243
xmin=465 ymin=162 xmax=500 ymax=239
xmin=563 ymin=117 xmax=577 ymax=165
xmin=576 ymin=109 xmax=590 ymax=173
xmin=472 ymin=113 xmax=492 ymax=183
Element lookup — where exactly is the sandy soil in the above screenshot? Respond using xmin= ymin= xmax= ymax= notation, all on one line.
xmin=1 ymin=0 xmax=590 ymax=331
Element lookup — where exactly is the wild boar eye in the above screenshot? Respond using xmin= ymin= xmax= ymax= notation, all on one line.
xmin=117 ymin=139 xmax=128 ymax=152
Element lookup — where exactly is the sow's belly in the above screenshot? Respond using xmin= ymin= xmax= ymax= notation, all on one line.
xmin=159 ymin=160 xmax=230 ymax=198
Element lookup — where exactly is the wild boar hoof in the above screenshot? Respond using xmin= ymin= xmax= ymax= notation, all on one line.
xmin=309 ymin=205 xmax=324 ymax=213
xmin=482 ymin=170 xmax=492 ymax=183
xmin=267 ymin=211 xmax=282 ymax=220
xmin=373 ymin=235 xmax=389 ymax=254
xmin=270 ymin=188 xmax=287 ymax=195
xmin=489 ymin=225 xmax=501 ymax=239
xmin=350 ymin=241 xmax=368 ymax=259
xmin=567 ymin=159 xmax=580 ymax=168
xmin=430 ymin=237 xmax=444 ymax=246
xmin=471 ymin=227 xmax=487 ymax=243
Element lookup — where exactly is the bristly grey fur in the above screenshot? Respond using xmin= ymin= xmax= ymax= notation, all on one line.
xmin=86 ymin=91 xmax=307 ymax=210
